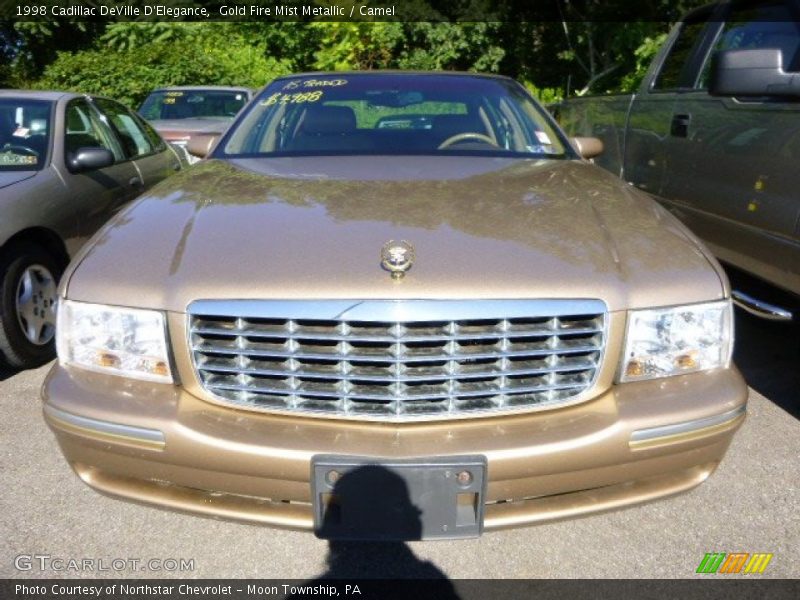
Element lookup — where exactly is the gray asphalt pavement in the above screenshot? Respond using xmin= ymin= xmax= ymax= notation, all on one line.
xmin=1 ymin=310 xmax=798 ymax=579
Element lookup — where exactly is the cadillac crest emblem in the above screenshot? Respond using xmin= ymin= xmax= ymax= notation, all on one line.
xmin=380 ymin=240 xmax=415 ymax=279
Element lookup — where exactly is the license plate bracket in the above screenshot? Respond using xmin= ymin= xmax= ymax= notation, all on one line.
xmin=311 ymin=455 xmax=487 ymax=541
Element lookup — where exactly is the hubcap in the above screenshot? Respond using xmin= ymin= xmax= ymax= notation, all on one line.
xmin=15 ymin=264 xmax=57 ymax=346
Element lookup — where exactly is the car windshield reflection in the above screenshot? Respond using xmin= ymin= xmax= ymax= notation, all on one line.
xmin=220 ymin=73 xmax=570 ymax=159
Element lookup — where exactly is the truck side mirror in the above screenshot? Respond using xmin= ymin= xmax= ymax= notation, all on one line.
xmin=709 ymin=48 xmax=800 ymax=98
xmin=187 ymin=133 xmax=220 ymax=159
xmin=571 ymin=137 xmax=603 ymax=159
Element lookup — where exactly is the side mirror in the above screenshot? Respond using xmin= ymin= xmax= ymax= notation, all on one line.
xmin=709 ymin=48 xmax=800 ymax=98
xmin=186 ymin=133 xmax=220 ymax=159
xmin=572 ymin=136 xmax=603 ymax=159
xmin=68 ymin=147 xmax=115 ymax=172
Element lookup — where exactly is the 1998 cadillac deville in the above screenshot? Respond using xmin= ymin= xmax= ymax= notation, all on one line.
xmin=42 ymin=72 xmax=747 ymax=540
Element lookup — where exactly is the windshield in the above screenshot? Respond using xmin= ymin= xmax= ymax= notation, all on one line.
xmin=220 ymin=74 xmax=570 ymax=159
xmin=0 ymin=99 xmax=52 ymax=171
xmin=139 ymin=90 xmax=249 ymax=121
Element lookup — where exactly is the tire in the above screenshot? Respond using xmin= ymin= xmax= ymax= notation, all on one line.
xmin=0 ymin=242 xmax=63 ymax=369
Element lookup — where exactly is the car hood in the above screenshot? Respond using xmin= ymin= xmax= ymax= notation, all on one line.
xmin=0 ymin=170 xmax=36 ymax=190
xmin=65 ymin=156 xmax=724 ymax=313
xmin=149 ymin=118 xmax=232 ymax=139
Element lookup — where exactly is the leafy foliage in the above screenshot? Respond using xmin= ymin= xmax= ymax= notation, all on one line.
xmin=33 ymin=26 xmax=291 ymax=106
xmin=398 ymin=22 xmax=505 ymax=72
xmin=5 ymin=20 xmax=101 ymax=87
xmin=100 ymin=22 xmax=193 ymax=51
xmin=310 ymin=22 xmax=406 ymax=70
xmin=619 ymin=32 xmax=669 ymax=92
xmin=3 ymin=0 xmax=712 ymax=105
xmin=306 ymin=21 xmax=505 ymax=73
xmin=523 ymin=82 xmax=565 ymax=105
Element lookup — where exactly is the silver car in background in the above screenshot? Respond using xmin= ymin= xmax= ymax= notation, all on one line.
xmin=0 ymin=90 xmax=183 ymax=368
xmin=138 ymin=86 xmax=255 ymax=163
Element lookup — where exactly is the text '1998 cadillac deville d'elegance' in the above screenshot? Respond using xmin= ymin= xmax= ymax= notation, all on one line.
xmin=42 ymin=72 xmax=747 ymax=540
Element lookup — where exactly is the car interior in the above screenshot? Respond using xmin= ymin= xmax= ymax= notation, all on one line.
xmin=0 ymin=104 xmax=50 ymax=162
xmin=262 ymin=100 xmax=544 ymax=156
xmin=280 ymin=103 xmax=501 ymax=154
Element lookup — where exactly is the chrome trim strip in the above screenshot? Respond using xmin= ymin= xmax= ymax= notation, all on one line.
xmin=188 ymin=299 xmax=609 ymax=322
xmin=195 ymin=360 xmax=596 ymax=382
xmin=191 ymin=325 xmax=605 ymax=342
xmin=207 ymin=380 xmax=588 ymax=402
xmin=732 ymin=290 xmax=793 ymax=321
xmin=44 ymin=405 xmax=165 ymax=448
xmin=630 ymin=405 xmax=746 ymax=444
xmin=191 ymin=341 xmax=602 ymax=362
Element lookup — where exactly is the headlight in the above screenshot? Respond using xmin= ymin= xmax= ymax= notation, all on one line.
xmin=620 ymin=300 xmax=732 ymax=382
xmin=56 ymin=300 xmax=173 ymax=383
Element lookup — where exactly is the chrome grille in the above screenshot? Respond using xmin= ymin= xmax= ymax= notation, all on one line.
xmin=188 ymin=300 xmax=606 ymax=420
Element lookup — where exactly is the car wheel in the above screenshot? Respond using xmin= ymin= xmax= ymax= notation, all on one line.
xmin=0 ymin=243 xmax=62 ymax=369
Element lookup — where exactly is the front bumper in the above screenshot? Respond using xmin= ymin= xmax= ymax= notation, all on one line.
xmin=42 ymin=363 xmax=747 ymax=533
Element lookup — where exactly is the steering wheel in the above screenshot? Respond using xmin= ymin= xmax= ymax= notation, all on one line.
xmin=438 ymin=132 xmax=499 ymax=150
xmin=2 ymin=144 xmax=39 ymax=156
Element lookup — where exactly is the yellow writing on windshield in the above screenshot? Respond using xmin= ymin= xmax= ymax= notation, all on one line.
xmin=282 ymin=79 xmax=347 ymax=90
xmin=260 ymin=91 xmax=324 ymax=106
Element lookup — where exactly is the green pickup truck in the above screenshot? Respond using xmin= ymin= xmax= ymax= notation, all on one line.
xmin=556 ymin=0 xmax=800 ymax=320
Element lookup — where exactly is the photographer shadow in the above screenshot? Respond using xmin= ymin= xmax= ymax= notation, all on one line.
xmin=287 ymin=465 xmax=461 ymax=598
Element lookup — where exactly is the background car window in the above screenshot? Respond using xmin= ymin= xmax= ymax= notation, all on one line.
xmin=0 ymin=99 xmax=51 ymax=171
xmin=697 ymin=0 xmax=800 ymax=87
xmin=93 ymin=98 xmax=154 ymax=159
xmin=139 ymin=90 xmax=248 ymax=120
xmin=64 ymin=100 xmax=124 ymax=163
xmin=652 ymin=16 xmax=711 ymax=90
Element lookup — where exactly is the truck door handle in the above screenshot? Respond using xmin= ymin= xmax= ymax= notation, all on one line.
xmin=670 ymin=114 xmax=691 ymax=138
xmin=128 ymin=176 xmax=143 ymax=188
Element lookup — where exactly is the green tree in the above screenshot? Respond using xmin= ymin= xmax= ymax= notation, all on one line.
xmin=306 ymin=21 xmax=505 ymax=73
xmin=397 ymin=22 xmax=505 ymax=72
xmin=100 ymin=22 xmax=195 ymax=51
xmin=34 ymin=27 xmax=290 ymax=106
xmin=5 ymin=0 xmax=713 ymax=100
xmin=4 ymin=20 xmax=104 ymax=87
xmin=619 ymin=32 xmax=669 ymax=92
xmin=548 ymin=0 xmax=708 ymax=95
xmin=311 ymin=21 xmax=405 ymax=70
